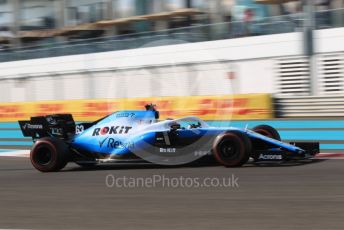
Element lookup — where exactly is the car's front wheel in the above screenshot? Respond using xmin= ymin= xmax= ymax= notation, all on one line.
xmin=30 ymin=137 xmax=69 ymax=172
xmin=212 ymin=131 xmax=252 ymax=167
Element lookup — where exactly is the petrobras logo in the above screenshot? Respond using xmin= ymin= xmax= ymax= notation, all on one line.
xmin=23 ymin=123 xmax=43 ymax=130
xmin=92 ymin=126 xmax=132 ymax=136
xmin=258 ymin=154 xmax=283 ymax=160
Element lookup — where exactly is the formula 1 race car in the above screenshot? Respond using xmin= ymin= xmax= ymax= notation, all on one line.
xmin=19 ymin=104 xmax=319 ymax=172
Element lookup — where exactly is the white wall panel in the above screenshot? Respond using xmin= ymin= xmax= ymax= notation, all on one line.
xmin=191 ymin=63 xmax=233 ymax=96
xmin=0 ymin=80 xmax=11 ymax=102
xmin=315 ymin=28 xmax=344 ymax=53
xmin=62 ymin=74 xmax=87 ymax=100
xmin=155 ymin=66 xmax=190 ymax=97
xmin=32 ymin=77 xmax=55 ymax=101
xmin=93 ymin=71 xmax=115 ymax=99
xmin=237 ymin=59 xmax=275 ymax=94
xmin=124 ymin=70 xmax=153 ymax=98
xmin=10 ymin=79 xmax=27 ymax=102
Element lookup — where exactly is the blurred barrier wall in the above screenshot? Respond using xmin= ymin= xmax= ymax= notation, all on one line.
xmin=0 ymin=94 xmax=273 ymax=122
xmin=275 ymin=95 xmax=344 ymax=117
xmin=0 ymin=27 xmax=344 ymax=103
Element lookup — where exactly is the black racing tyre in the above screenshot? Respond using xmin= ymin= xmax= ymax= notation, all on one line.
xmin=30 ymin=137 xmax=69 ymax=172
xmin=252 ymin=125 xmax=281 ymax=141
xmin=212 ymin=131 xmax=252 ymax=167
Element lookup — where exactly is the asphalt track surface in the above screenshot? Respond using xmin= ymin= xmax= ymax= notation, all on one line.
xmin=0 ymin=157 xmax=343 ymax=230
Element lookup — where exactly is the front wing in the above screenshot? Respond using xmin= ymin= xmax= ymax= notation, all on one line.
xmin=252 ymin=142 xmax=320 ymax=162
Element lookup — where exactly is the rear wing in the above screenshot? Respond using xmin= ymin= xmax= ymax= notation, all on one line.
xmin=19 ymin=114 xmax=76 ymax=140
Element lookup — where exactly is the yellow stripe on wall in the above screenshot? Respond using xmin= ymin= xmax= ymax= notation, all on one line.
xmin=0 ymin=94 xmax=273 ymax=122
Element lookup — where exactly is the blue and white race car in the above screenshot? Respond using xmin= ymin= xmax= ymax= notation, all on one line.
xmin=19 ymin=104 xmax=319 ymax=172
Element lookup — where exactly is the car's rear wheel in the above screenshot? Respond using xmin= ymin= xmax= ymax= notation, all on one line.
xmin=252 ymin=125 xmax=281 ymax=141
xmin=30 ymin=137 xmax=69 ymax=172
xmin=212 ymin=131 xmax=251 ymax=167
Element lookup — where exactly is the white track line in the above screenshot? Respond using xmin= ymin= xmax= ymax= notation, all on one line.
xmin=315 ymin=153 xmax=344 ymax=159
xmin=0 ymin=150 xmax=30 ymax=157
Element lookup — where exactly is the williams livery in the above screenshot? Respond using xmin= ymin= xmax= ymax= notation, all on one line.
xmin=19 ymin=104 xmax=319 ymax=172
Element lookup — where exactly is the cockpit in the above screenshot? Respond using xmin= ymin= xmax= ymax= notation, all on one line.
xmin=166 ymin=117 xmax=209 ymax=130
